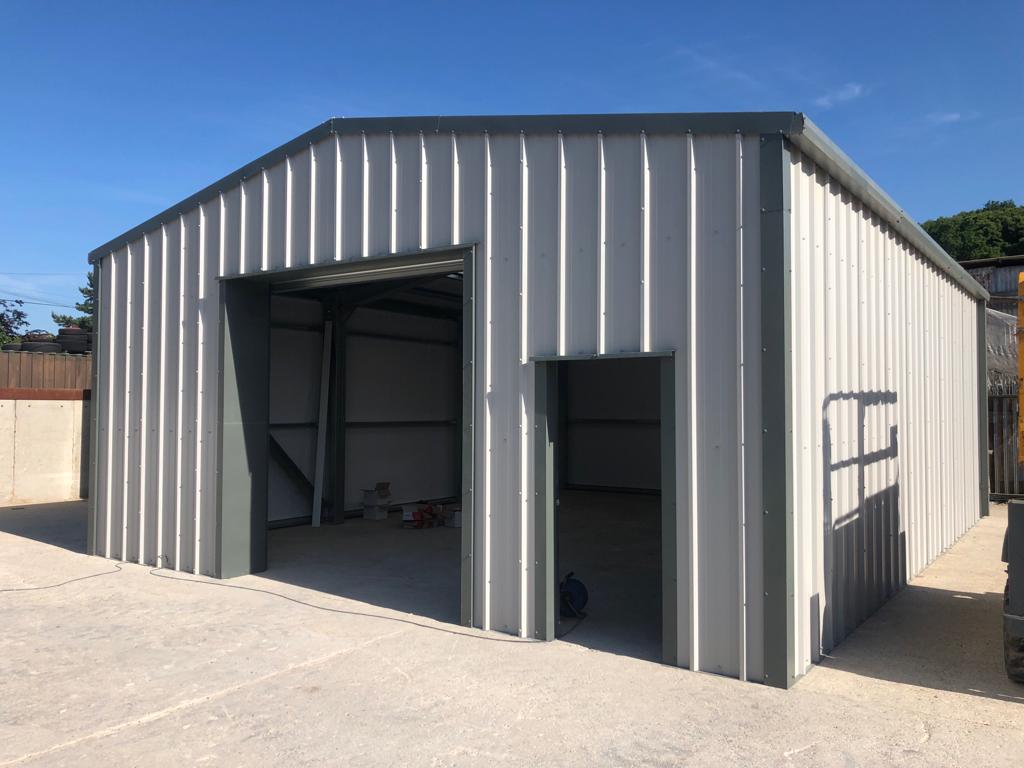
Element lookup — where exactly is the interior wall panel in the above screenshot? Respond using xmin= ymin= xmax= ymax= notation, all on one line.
xmin=565 ymin=357 xmax=659 ymax=490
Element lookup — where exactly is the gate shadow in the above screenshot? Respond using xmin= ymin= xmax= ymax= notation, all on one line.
xmin=821 ymin=390 xmax=905 ymax=653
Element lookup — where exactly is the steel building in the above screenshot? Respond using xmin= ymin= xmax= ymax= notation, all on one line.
xmin=88 ymin=112 xmax=988 ymax=688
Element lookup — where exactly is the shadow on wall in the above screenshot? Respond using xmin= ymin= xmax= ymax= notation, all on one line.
xmin=80 ymin=400 xmax=90 ymax=498
xmin=819 ymin=390 xmax=906 ymax=655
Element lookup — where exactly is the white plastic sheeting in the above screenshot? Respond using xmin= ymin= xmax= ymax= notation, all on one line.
xmin=789 ymin=149 xmax=982 ymax=676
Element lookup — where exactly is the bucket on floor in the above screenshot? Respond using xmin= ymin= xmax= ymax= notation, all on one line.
xmin=361 ymin=482 xmax=392 ymax=521
xmin=362 ymin=505 xmax=389 ymax=521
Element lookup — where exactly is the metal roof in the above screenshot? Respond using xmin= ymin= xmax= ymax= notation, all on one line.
xmin=87 ymin=110 xmax=988 ymax=301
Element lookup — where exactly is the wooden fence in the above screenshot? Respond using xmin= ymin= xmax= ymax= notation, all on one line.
xmin=0 ymin=351 xmax=92 ymax=392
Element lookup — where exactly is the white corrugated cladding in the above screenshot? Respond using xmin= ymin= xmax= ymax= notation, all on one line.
xmin=92 ymin=125 xmax=766 ymax=681
xmin=788 ymin=148 xmax=981 ymax=676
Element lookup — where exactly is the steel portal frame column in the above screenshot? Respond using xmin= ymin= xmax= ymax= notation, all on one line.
xmin=533 ymin=360 xmax=557 ymax=640
xmin=330 ymin=303 xmax=352 ymax=522
xmin=460 ymin=249 xmax=476 ymax=627
xmin=660 ymin=355 xmax=678 ymax=666
xmin=216 ymin=279 xmax=270 ymax=578
xmin=215 ymin=246 xmax=474 ymax=627
xmin=759 ymin=132 xmax=796 ymax=688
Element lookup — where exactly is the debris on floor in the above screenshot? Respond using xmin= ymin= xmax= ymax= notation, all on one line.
xmin=361 ymin=482 xmax=392 ymax=521
xmin=402 ymin=502 xmax=443 ymax=528
xmin=401 ymin=502 xmax=462 ymax=529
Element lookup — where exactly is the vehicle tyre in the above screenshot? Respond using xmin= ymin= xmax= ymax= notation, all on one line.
xmin=21 ymin=341 xmax=63 ymax=353
xmin=1005 ymin=579 xmax=1024 ymax=682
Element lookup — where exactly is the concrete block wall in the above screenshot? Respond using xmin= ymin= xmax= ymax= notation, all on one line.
xmin=0 ymin=398 xmax=89 ymax=505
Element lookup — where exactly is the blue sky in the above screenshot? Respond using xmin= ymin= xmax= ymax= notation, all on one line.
xmin=1 ymin=1 xmax=1021 ymax=329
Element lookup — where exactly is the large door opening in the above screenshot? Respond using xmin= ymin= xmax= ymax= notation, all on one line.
xmin=218 ymin=249 xmax=474 ymax=627
xmin=535 ymin=354 xmax=676 ymax=665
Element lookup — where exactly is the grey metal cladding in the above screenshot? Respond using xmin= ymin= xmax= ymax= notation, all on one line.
xmin=791 ymin=119 xmax=988 ymax=302
xmin=759 ymin=133 xmax=796 ymax=689
xmin=89 ymin=111 xmax=986 ymax=307
xmin=89 ymin=113 xmax=802 ymax=262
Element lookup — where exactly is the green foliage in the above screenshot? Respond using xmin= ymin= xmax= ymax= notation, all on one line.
xmin=50 ymin=270 xmax=95 ymax=332
xmin=922 ymin=200 xmax=1024 ymax=262
xmin=0 ymin=298 xmax=28 ymax=345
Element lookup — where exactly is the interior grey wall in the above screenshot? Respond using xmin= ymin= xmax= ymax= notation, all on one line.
xmin=344 ymin=307 xmax=459 ymax=509
xmin=266 ymin=297 xmax=460 ymax=521
xmin=268 ymin=296 xmax=324 ymax=522
xmin=566 ymin=357 xmax=660 ymax=491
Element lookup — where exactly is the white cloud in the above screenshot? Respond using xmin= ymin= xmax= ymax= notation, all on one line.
xmin=815 ymin=82 xmax=865 ymax=109
xmin=926 ymin=110 xmax=980 ymax=125
xmin=927 ymin=111 xmax=961 ymax=124
xmin=670 ymin=45 xmax=762 ymax=89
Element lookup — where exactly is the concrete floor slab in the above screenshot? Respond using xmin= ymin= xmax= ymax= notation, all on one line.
xmin=1 ymin=500 xmax=1022 ymax=766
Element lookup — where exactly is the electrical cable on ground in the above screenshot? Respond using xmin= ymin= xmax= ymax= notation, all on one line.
xmin=1 ymin=558 xmax=560 ymax=646
xmin=0 ymin=562 xmax=123 ymax=592
xmin=145 ymin=566 xmax=536 ymax=644
xmin=555 ymin=615 xmax=586 ymax=640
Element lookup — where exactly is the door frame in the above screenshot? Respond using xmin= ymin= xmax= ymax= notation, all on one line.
xmin=216 ymin=246 xmax=478 ymax=628
xmin=531 ymin=351 xmax=677 ymax=665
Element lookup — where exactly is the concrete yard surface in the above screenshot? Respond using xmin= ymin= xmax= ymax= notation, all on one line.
xmin=1 ymin=501 xmax=1022 ymax=767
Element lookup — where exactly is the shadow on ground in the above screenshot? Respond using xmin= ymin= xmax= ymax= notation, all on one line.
xmin=555 ymin=490 xmax=662 ymax=664
xmin=3 ymin=497 xmax=1020 ymax=705
xmin=814 ymin=580 xmax=1024 ymax=704
xmin=260 ymin=515 xmax=462 ymax=625
xmin=0 ymin=500 xmax=88 ymax=554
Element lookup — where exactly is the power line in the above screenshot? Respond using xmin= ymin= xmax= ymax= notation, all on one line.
xmin=0 ymin=295 xmax=77 ymax=310
xmin=0 ymin=271 xmax=82 ymax=276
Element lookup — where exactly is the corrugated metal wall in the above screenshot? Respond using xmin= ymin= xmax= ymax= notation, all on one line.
xmin=788 ymin=149 xmax=982 ymax=676
xmin=92 ymin=127 xmax=766 ymax=681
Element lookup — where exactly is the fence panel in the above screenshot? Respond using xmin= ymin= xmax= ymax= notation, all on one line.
xmin=990 ymin=394 xmax=1024 ymax=496
xmin=0 ymin=351 xmax=92 ymax=392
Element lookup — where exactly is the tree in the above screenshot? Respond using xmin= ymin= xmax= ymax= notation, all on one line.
xmin=0 ymin=299 xmax=28 ymax=345
xmin=922 ymin=200 xmax=1024 ymax=262
xmin=51 ymin=270 xmax=95 ymax=332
